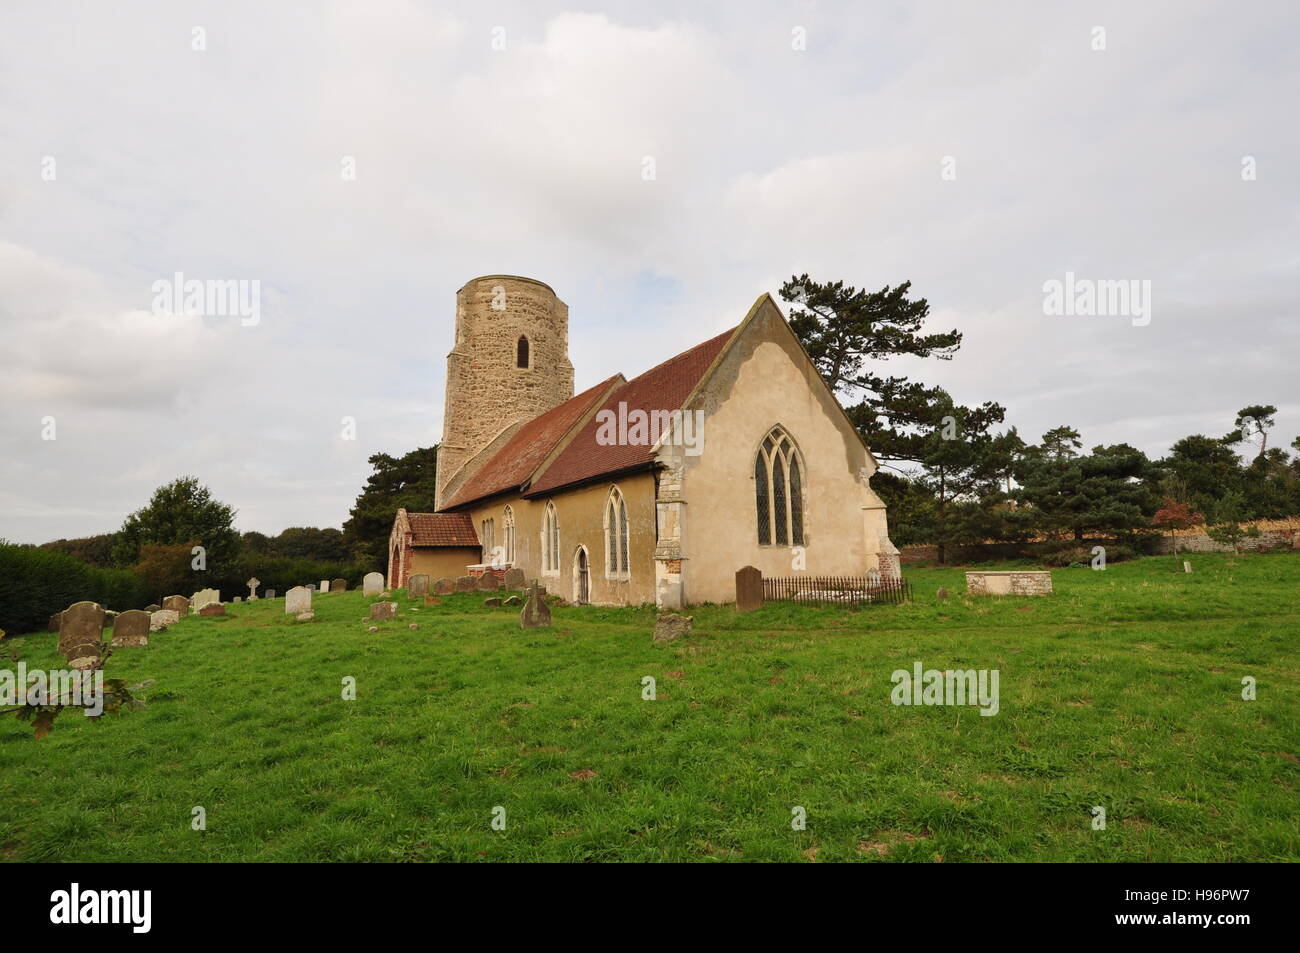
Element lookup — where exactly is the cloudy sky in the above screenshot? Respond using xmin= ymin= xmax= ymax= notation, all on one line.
xmin=2 ymin=0 xmax=1297 ymax=544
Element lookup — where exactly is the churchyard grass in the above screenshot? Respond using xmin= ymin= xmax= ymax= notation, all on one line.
xmin=1 ymin=552 xmax=1295 ymax=861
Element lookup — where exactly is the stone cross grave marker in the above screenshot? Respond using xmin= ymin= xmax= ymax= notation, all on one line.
xmin=246 ymin=576 xmax=261 ymax=600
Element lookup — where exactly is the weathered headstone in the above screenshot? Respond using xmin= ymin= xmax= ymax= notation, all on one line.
xmin=111 ymin=609 xmax=151 ymax=648
xmin=434 ymin=577 xmax=455 ymax=595
xmin=48 ymin=611 xmax=63 ymax=632
xmin=246 ymin=576 xmax=261 ymax=600
xmin=233 ymin=596 xmax=242 ymax=602
xmin=363 ymin=572 xmax=384 ymax=596
xmin=408 ymin=574 xmax=430 ymax=598
xmin=476 ymin=573 xmax=501 ymax=591
xmin=653 ymin=613 xmax=693 ymax=644
xmin=163 ymin=594 xmax=190 ymax=616
xmin=307 ymin=583 xmax=316 ymax=592
xmin=199 ymin=603 xmax=226 ymax=617
xmin=455 ymin=575 xmax=475 ymax=592
xmin=735 ymin=566 xmax=763 ymax=612
xmin=331 ymin=577 xmax=347 ymax=593
xmin=370 ymin=602 xmax=396 ymax=620
xmin=285 ymin=586 xmax=311 ymax=615
xmin=58 ymin=602 xmax=105 ymax=670
xmin=1183 ymin=561 xmax=1193 ymax=573
xmin=484 ymin=597 xmax=502 ymax=607
xmin=144 ymin=603 xmax=161 ymax=613
xmin=503 ymin=567 xmax=526 ymax=590
xmin=265 ymin=589 xmax=276 ymax=599
xmin=191 ymin=588 xmax=220 ymax=610
xmin=319 ymin=579 xmax=330 ymax=593
xmin=520 ymin=582 xmax=551 ymax=629
xmin=150 ymin=609 xmax=179 ymax=632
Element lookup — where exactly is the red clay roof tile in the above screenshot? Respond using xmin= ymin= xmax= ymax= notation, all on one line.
xmin=526 ymin=326 xmax=736 ymax=496
xmin=407 ymin=512 xmax=479 ymax=547
xmin=440 ymin=376 xmax=620 ymax=509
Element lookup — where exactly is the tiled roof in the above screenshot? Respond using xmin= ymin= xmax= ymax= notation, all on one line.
xmin=408 ymin=512 xmax=479 ymax=547
xmin=526 ymin=326 xmax=736 ymax=495
xmin=441 ymin=376 xmax=620 ymax=509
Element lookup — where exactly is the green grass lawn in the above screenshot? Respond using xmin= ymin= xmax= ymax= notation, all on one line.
xmin=2 ymin=553 xmax=1296 ymax=862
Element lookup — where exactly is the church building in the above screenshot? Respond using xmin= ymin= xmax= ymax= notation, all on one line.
xmin=387 ymin=275 xmax=899 ymax=608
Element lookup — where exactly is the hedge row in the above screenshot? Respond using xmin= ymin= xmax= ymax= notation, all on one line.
xmin=0 ymin=543 xmax=154 ymax=636
xmin=0 ymin=543 xmax=377 ymax=637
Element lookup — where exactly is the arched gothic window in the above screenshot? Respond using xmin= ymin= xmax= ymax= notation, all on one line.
xmin=604 ymin=486 xmax=630 ymax=577
xmin=503 ymin=505 xmax=515 ymax=564
xmin=755 ymin=426 xmax=805 ymax=546
xmin=517 ymin=336 xmax=530 ymax=368
xmin=541 ymin=501 xmax=560 ymax=573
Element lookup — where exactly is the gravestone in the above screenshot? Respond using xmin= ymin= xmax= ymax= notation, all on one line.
xmin=1183 ymin=561 xmax=1193 ymax=573
xmin=653 ymin=613 xmax=693 ymax=644
xmin=370 ymin=602 xmax=396 ymax=621
xmin=111 ymin=609 xmax=151 ymax=648
xmin=735 ymin=566 xmax=763 ymax=612
xmin=455 ymin=575 xmax=475 ymax=592
xmin=363 ymin=572 xmax=384 ymax=596
xmin=285 ymin=586 xmax=311 ymax=615
xmin=484 ymin=597 xmax=502 ymax=607
xmin=408 ymin=574 xmax=430 ymax=598
xmin=191 ymin=588 xmax=219 ymax=610
xmin=503 ymin=567 xmax=526 ymax=590
xmin=331 ymin=578 xmax=347 ymax=593
xmin=163 ymin=594 xmax=190 ymax=616
xmin=233 ymin=596 xmax=242 ymax=603
xmin=144 ymin=604 xmax=161 ymax=613
xmin=319 ymin=580 xmax=330 ymax=593
xmin=296 ymin=612 xmax=314 ymax=622
xmin=150 ymin=609 xmax=179 ymax=632
xmin=58 ymin=602 xmax=105 ymax=670
xmin=199 ymin=603 xmax=226 ymax=617
xmin=476 ymin=573 xmax=501 ymax=592
xmin=48 ymin=611 xmax=63 ymax=632
xmin=246 ymin=576 xmax=261 ymax=600
xmin=265 ymin=589 xmax=276 ymax=599
xmin=307 ymin=583 xmax=316 ymax=592
xmin=434 ymin=577 xmax=455 ymax=595
xmin=519 ymin=582 xmax=551 ymax=629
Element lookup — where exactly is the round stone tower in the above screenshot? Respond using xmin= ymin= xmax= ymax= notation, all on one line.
xmin=436 ymin=276 xmax=575 ymax=508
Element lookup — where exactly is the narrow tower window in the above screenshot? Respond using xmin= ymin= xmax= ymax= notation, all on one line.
xmin=517 ymin=336 xmax=530 ymax=368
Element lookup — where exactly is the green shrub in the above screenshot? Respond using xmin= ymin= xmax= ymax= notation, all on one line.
xmin=0 ymin=542 xmax=153 ymax=636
